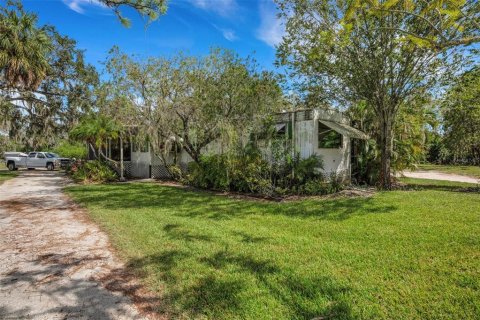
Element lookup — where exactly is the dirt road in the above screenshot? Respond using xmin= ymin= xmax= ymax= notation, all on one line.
xmin=401 ymin=170 xmax=479 ymax=184
xmin=0 ymin=171 xmax=153 ymax=319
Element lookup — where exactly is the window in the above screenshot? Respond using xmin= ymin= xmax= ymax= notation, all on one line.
xmin=275 ymin=123 xmax=292 ymax=139
xmin=37 ymin=153 xmax=45 ymax=159
xmin=318 ymin=122 xmax=343 ymax=148
xmin=275 ymin=123 xmax=287 ymax=135
xmin=28 ymin=152 xmax=36 ymax=158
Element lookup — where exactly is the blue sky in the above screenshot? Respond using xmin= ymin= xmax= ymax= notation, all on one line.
xmin=22 ymin=0 xmax=285 ymax=73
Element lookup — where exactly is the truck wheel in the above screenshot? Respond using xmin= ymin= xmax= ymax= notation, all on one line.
xmin=7 ymin=162 xmax=15 ymax=171
xmin=47 ymin=163 xmax=54 ymax=171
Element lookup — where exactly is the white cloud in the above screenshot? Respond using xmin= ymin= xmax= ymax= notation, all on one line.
xmin=256 ymin=0 xmax=285 ymax=48
xmin=190 ymin=0 xmax=238 ymax=17
xmin=212 ymin=24 xmax=238 ymax=41
xmin=221 ymin=29 xmax=237 ymax=41
xmin=62 ymin=0 xmax=107 ymax=14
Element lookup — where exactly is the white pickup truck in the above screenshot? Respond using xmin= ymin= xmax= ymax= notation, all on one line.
xmin=4 ymin=152 xmax=60 ymax=171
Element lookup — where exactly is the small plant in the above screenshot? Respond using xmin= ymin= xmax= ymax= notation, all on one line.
xmin=167 ymin=164 xmax=184 ymax=181
xmin=68 ymin=160 xmax=118 ymax=184
xmin=298 ymin=177 xmax=325 ymax=195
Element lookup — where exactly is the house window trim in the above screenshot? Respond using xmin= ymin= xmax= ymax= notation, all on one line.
xmin=318 ymin=122 xmax=343 ymax=149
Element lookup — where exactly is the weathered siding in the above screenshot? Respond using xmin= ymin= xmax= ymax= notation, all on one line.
xmin=294 ymin=119 xmax=314 ymax=159
xmin=131 ymin=148 xmax=151 ymax=178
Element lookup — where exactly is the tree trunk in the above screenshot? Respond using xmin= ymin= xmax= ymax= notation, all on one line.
xmin=379 ymin=115 xmax=394 ymax=189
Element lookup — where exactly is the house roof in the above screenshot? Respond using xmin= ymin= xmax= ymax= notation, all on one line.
xmin=319 ymin=120 xmax=369 ymax=140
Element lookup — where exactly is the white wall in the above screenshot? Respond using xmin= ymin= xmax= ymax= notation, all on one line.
xmin=295 ymin=109 xmax=351 ymax=179
xmin=131 ymin=147 xmax=151 ymax=178
xmin=312 ymin=118 xmax=351 ymax=177
xmin=294 ymin=120 xmax=315 ymax=158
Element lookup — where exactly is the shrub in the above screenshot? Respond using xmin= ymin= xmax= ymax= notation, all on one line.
xmin=167 ymin=164 xmax=184 ymax=181
xmin=68 ymin=160 xmax=118 ymax=184
xmin=300 ymin=178 xmax=330 ymax=195
xmin=187 ymin=155 xmax=230 ymax=190
xmin=185 ymin=149 xmax=345 ymax=197
xmin=54 ymin=140 xmax=87 ymax=160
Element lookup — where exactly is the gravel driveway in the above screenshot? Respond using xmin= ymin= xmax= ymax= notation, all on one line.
xmin=0 ymin=171 xmax=156 ymax=319
xmin=401 ymin=170 xmax=479 ymax=184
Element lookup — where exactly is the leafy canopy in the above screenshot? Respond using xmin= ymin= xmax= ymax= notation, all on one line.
xmin=99 ymin=0 xmax=168 ymax=26
xmin=0 ymin=1 xmax=51 ymax=90
xmin=442 ymin=66 xmax=480 ymax=164
xmin=342 ymin=0 xmax=480 ymax=50
xmin=276 ymin=0 xmax=478 ymax=188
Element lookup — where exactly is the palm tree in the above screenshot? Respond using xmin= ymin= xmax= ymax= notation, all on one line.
xmin=70 ymin=115 xmax=122 ymax=158
xmin=0 ymin=1 xmax=51 ymax=91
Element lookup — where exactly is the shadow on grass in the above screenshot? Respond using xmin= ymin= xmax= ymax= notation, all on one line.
xmin=125 ymin=222 xmax=353 ymax=318
xmin=0 ymin=170 xmax=18 ymax=183
xmin=163 ymin=223 xmax=213 ymax=242
xmin=127 ymin=248 xmax=354 ymax=319
xmin=66 ymin=183 xmax=364 ymax=318
xmin=233 ymin=231 xmax=271 ymax=244
xmin=66 ymin=183 xmax=397 ymax=221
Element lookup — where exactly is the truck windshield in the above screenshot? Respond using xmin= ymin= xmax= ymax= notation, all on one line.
xmin=46 ymin=153 xmax=58 ymax=158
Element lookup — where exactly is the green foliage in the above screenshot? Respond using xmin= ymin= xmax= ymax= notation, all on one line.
xmin=1 ymin=1 xmax=98 ymax=151
xmin=70 ymin=115 xmax=122 ymax=150
xmin=167 ymin=164 xmax=184 ymax=181
xmin=186 ymin=144 xmax=342 ymax=197
xmin=98 ymin=0 xmax=168 ymax=26
xmin=276 ymin=0 xmax=475 ymax=189
xmin=103 ymin=47 xmax=283 ymax=167
xmin=426 ymin=136 xmax=452 ymax=164
xmin=187 ymin=153 xmax=272 ymax=195
xmin=53 ymin=140 xmax=87 ymax=159
xmin=68 ymin=160 xmax=118 ymax=184
xmin=299 ymin=174 xmax=343 ymax=196
xmin=348 ymin=98 xmax=437 ymax=184
xmin=342 ymin=0 xmax=480 ymax=50
xmin=0 ymin=1 xmax=51 ymax=90
xmin=442 ymin=67 xmax=480 ymax=165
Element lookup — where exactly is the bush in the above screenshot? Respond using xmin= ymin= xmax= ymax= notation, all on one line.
xmin=68 ymin=160 xmax=118 ymax=184
xmin=54 ymin=140 xmax=87 ymax=159
xmin=300 ymin=178 xmax=330 ymax=195
xmin=186 ymin=154 xmax=272 ymax=194
xmin=185 ymin=150 xmax=345 ymax=197
xmin=167 ymin=164 xmax=184 ymax=181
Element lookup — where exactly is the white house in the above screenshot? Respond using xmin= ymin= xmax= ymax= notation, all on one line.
xmin=116 ymin=108 xmax=368 ymax=180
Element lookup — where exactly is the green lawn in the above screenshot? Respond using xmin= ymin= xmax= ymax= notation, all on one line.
xmin=66 ymin=181 xmax=480 ymax=320
xmin=417 ymin=164 xmax=480 ymax=178
xmin=0 ymin=162 xmax=17 ymax=184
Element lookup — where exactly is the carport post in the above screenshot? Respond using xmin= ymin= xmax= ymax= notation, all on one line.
xmin=120 ymin=135 xmax=126 ymax=182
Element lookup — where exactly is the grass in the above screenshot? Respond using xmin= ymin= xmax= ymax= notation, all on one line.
xmin=66 ymin=181 xmax=480 ymax=320
xmin=417 ymin=164 xmax=480 ymax=178
xmin=0 ymin=162 xmax=17 ymax=184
